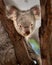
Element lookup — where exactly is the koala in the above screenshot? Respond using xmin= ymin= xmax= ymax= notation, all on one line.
xmin=5 ymin=6 xmax=42 ymax=65
xmin=5 ymin=5 xmax=40 ymax=40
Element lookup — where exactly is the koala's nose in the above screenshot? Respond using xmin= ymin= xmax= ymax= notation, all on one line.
xmin=26 ymin=31 xmax=30 ymax=35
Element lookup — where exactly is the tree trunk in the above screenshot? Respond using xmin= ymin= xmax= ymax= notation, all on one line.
xmin=40 ymin=0 xmax=52 ymax=65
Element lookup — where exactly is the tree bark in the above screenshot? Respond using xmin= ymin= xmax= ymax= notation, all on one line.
xmin=40 ymin=0 xmax=52 ymax=65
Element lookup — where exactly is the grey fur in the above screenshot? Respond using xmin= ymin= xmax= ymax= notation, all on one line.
xmin=0 ymin=21 xmax=17 ymax=65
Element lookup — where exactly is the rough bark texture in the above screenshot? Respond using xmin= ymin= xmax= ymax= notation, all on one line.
xmin=40 ymin=0 xmax=52 ymax=65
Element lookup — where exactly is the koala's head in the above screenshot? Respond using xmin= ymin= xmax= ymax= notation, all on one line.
xmin=6 ymin=5 xmax=40 ymax=37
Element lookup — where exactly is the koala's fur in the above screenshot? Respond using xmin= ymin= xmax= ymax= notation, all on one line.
xmin=0 ymin=21 xmax=17 ymax=65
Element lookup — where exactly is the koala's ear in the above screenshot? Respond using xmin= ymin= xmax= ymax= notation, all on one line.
xmin=6 ymin=6 xmax=19 ymax=19
xmin=31 ymin=5 xmax=41 ymax=19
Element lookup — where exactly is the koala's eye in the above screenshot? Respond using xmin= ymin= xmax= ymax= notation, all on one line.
xmin=20 ymin=25 xmax=22 ymax=27
xmin=31 ymin=24 xmax=33 ymax=26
